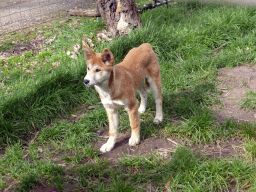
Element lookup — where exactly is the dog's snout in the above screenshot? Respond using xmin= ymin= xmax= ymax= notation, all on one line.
xmin=83 ymin=79 xmax=90 ymax=85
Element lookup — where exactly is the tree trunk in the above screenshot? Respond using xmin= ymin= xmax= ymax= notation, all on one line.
xmin=95 ymin=0 xmax=141 ymax=36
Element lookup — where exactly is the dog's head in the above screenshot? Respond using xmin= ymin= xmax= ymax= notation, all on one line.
xmin=83 ymin=45 xmax=114 ymax=87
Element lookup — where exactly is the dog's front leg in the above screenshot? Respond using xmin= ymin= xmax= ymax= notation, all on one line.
xmin=100 ymin=107 xmax=118 ymax=153
xmin=127 ymin=101 xmax=140 ymax=146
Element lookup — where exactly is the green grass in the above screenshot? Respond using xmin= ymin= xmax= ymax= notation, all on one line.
xmin=1 ymin=0 xmax=256 ymax=191
xmin=240 ymin=91 xmax=256 ymax=110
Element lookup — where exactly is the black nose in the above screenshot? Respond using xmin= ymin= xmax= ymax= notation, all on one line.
xmin=83 ymin=79 xmax=90 ymax=85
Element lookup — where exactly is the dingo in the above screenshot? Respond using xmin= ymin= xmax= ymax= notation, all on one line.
xmin=83 ymin=43 xmax=163 ymax=153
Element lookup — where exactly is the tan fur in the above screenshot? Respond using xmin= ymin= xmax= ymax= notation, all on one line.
xmin=83 ymin=43 xmax=163 ymax=153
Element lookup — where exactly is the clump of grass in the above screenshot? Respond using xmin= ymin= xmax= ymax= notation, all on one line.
xmin=240 ymin=91 xmax=256 ymax=111
xmin=76 ymin=146 xmax=255 ymax=191
xmin=245 ymin=138 xmax=256 ymax=160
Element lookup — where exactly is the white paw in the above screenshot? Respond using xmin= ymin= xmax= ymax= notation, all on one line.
xmin=153 ymin=116 xmax=163 ymax=124
xmin=100 ymin=142 xmax=114 ymax=153
xmin=129 ymin=136 xmax=140 ymax=146
xmin=138 ymin=107 xmax=146 ymax=114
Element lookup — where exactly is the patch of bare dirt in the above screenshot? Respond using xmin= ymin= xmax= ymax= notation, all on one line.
xmin=31 ymin=184 xmax=61 ymax=192
xmin=216 ymin=64 xmax=256 ymax=123
xmin=193 ymin=137 xmax=244 ymax=160
xmin=0 ymin=0 xmax=95 ymax=33
xmin=0 ymin=37 xmax=45 ymax=59
xmin=94 ymin=131 xmax=178 ymax=160
xmin=94 ymin=131 xmax=245 ymax=161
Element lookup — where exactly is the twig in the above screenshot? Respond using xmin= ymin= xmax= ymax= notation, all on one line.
xmin=213 ymin=43 xmax=227 ymax=52
xmin=165 ymin=176 xmax=173 ymax=192
xmin=224 ymin=91 xmax=230 ymax=97
xmin=167 ymin=138 xmax=178 ymax=146
xmin=3 ymin=179 xmax=20 ymax=192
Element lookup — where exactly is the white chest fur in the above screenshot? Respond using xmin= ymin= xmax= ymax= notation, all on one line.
xmin=95 ymin=85 xmax=127 ymax=109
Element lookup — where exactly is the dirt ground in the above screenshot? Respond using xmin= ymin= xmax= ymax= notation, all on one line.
xmin=0 ymin=0 xmax=95 ymax=34
xmin=216 ymin=64 xmax=256 ymax=122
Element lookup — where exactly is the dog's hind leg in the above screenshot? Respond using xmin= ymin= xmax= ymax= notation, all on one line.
xmin=137 ymin=82 xmax=148 ymax=114
xmin=147 ymin=76 xmax=163 ymax=124
xmin=100 ymin=108 xmax=118 ymax=153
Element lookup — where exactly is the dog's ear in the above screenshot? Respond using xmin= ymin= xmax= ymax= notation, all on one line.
xmin=83 ymin=45 xmax=95 ymax=60
xmin=101 ymin=48 xmax=114 ymax=66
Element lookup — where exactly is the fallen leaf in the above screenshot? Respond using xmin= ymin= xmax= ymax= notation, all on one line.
xmin=71 ymin=114 xmax=77 ymax=118
xmin=70 ymin=52 xmax=77 ymax=59
xmin=52 ymin=61 xmax=60 ymax=67
xmin=73 ymin=44 xmax=80 ymax=53
xmin=87 ymin=106 xmax=96 ymax=110
xmin=47 ymin=35 xmax=56 ymax=45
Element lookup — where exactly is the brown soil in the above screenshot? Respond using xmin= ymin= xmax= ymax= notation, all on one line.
xmin=0 ymin=37 xmax=45 ymax=59
xmin=193 ymin=137 xmax=244 ymax=160
xmin=216 ymin=63 xmax=256 ymax=123
xmin=93 ymin=131 xmax=244 ymax=161
xmin=94 ymin=131 xmax=178 ymax=160
xmin=0 ymin=0 xmax=95 ymax=33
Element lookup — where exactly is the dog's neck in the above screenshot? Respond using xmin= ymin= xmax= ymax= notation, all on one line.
xmin=94 ymin=68 xmax=115 ymax=99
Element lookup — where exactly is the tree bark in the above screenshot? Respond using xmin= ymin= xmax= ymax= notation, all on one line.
xmin=95 ymin=0 xmax=141 ymax=36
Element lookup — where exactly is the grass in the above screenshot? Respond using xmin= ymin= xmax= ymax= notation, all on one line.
xmin=240 ymin=91 xmax=256 ymax=110
xmin=1 ymin=0 xmax=256 ymax=191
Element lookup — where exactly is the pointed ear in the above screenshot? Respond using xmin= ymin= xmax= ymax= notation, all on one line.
xmin=101 ymin=48 xmax=114 ymax=66
xmin=83 ymin=45 xmax=95 ymax=60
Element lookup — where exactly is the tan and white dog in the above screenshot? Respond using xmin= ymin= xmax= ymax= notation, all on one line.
xmin=83 ymin=43 xmax=163 ymax=153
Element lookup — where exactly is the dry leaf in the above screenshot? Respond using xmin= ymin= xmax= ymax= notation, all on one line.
xmin=73 ymin=44 xmax=80 ymax=53
xmin=97 ymin=32 xmax=112 ymax=42
xmin=82 ymin=34 xmax=95 ymax=47
xmin=52 ymin=61 xmax=60 ymax=67
xmin=70 ymin=52 xmax=77 ymax=59
xmin=47 ymin=35 xmax=56 ymax=45
xmin=38 ymin=147 xmax=43 ymax=153
xmin=87 ymin=106 xmax=96 ymax=110
xmin=71 ymin=114 xmax=77 ymax=118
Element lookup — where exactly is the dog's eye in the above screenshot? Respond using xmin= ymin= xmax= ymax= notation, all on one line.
xmin=95 ymin=69 xmax=101 ymax=72
xmin=87 ymin=67 xmax=90 ymax=71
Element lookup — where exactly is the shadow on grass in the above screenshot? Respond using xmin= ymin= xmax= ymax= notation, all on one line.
xmin=140 ymin=81 xmax=217 ymax=140
xmin=0 ymin=69 xmax=98 ymax=148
